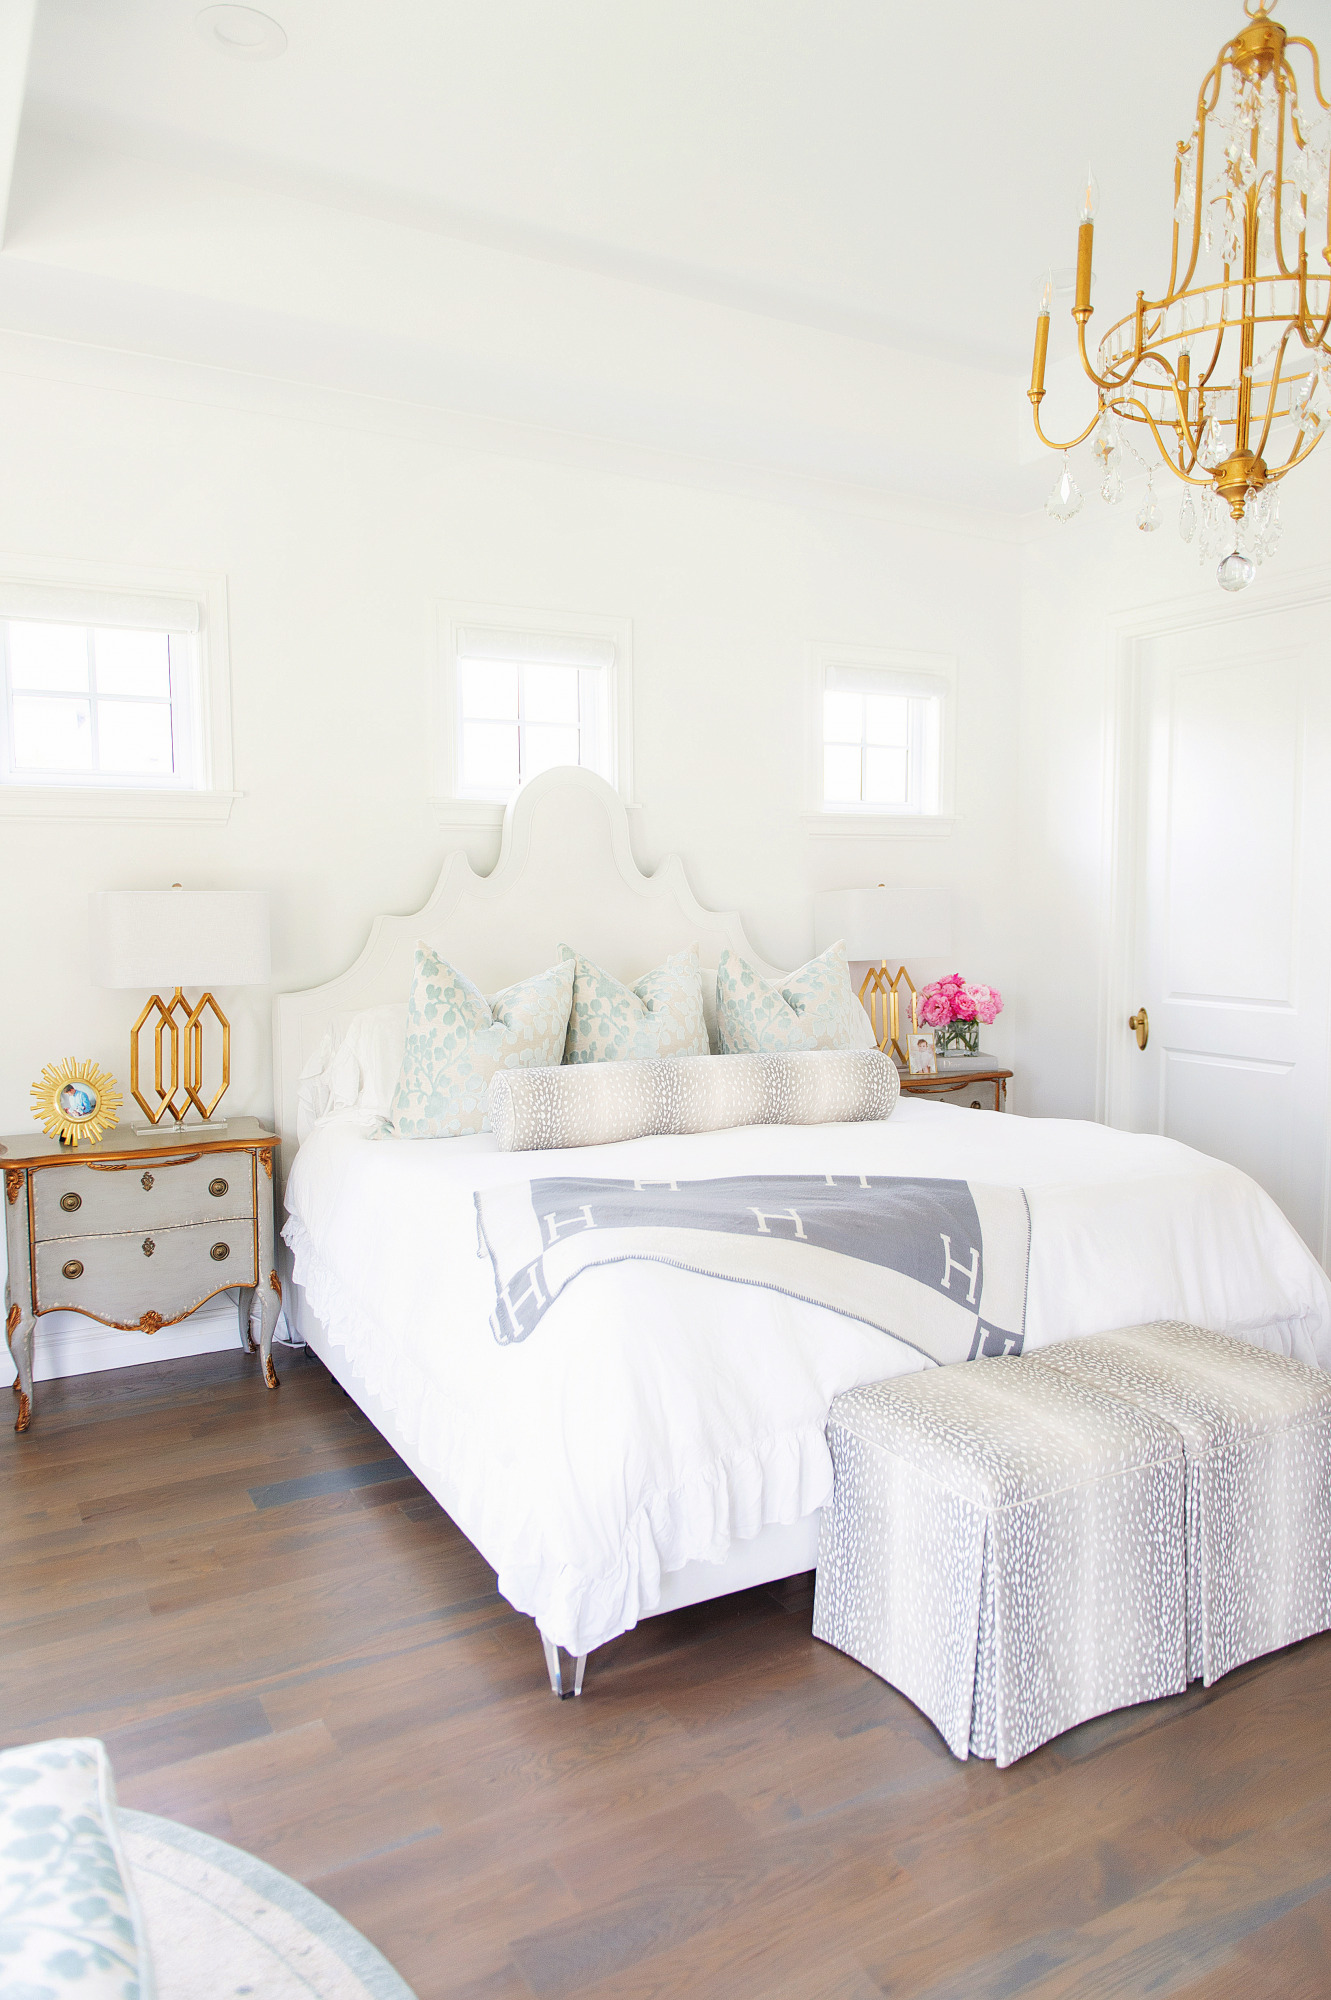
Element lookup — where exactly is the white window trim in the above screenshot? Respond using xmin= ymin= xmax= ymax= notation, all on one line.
xmin=429 ymin=599 xmax=634 ymax=831
xmin=802 ymin=642 xmax=957 ymax=838
xmin=0 ymin=557 xmax=236 ymax=824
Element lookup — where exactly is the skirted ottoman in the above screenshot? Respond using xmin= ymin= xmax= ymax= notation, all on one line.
xmin=812 ymin=1358 xmax=1188 ymax=1767
xmin=813 ymin=1322 xmax=1331 ymax=1766
xmin=1037 ymin=1320 xmax=1331 ymax=1685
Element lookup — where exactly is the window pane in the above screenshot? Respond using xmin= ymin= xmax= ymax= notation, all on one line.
xmin=823 ymin=743 xmax=862 ymax=803
xmin=823 ymin=691 xmax=862 ymax=744
xmin=8 ymin=622 xmax=89 ymax=693
xmin=522 ymin=724 xmax=581 ymax=779
xmin=95 ymin=628 xmax=171 ymax=699
xmin=459 ymin=659 xmax=518 ymax=720
xmin=11 ymin=693 xmax=93 ymax=771
xmin=97 ymin=700 xmax=175 ymax=775
xmin=865 ymin=694 xmax=909 ymax=746
xmin=521 ymin=663 xmax=581 ymax=725
xmin=461 ymin=720 xmax=520 ymax=792
xmin=864 ymin=746 xmax=909 ymax=805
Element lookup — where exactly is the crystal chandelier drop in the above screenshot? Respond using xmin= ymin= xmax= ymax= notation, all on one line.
xmin=1030 ymin=0 xmax=1331 ymax=589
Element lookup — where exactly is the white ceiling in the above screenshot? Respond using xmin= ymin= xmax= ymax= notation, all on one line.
xmin=7 ymin=0 xmax=1328 ymax=506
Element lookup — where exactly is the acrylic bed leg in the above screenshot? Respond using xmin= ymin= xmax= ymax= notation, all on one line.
xmin=540 ymin=1630 xmax=588 ymax=1699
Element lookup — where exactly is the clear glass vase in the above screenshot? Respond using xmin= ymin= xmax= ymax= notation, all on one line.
xmin=934 ymin=1018 xmax=979 ymax=1059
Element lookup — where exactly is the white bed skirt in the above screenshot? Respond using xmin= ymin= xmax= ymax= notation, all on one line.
xmin=287 ymin=1274 xmax=823 ymax=1639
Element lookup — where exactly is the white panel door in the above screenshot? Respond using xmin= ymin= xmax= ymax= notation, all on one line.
xmin=1125 ymin=610 xmax=1331 ymax=1259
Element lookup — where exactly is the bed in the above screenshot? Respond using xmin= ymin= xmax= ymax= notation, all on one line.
xmin=272 ymin=769 xmax=1331 ymax=1686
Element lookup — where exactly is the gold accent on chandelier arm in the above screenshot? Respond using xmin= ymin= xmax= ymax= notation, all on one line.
xmin=1112 ymin=396 xmax=1214 ymax=487
xmin=1285 ymin=36 xmax=1331 ymax=112
xmin=1027 ymin=392 xmax=1102 ymax=454
xmin=1075 ymin=319 xmax=1131 ymax=396
xmin=1268 ymin=416 xmax=1325 ymax=477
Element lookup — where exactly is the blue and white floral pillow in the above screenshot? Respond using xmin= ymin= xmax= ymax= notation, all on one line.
xmin=389 ymin=946 xmax=575 ymax=1137
xmin=715 ymin=940 xmax=877 ymax=1055
xmin=559 ymin=943 xmax=709 ymax=1064
xmin=0 ymin=1738 xmax=150 ymax=2000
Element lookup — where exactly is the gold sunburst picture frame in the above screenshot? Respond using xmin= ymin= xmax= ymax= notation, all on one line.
xmin=31 ymin=1058 xmax=124 ymax=1147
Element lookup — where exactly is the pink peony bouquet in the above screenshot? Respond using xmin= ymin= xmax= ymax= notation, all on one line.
xmin=917 ymin=974 xmax=1003 ymax=1028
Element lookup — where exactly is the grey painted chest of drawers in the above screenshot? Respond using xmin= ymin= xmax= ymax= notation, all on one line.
xmin=3 ymin=1116 xmax=280 ymax=1434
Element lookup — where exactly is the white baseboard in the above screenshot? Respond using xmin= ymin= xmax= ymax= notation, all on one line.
xmin=7 ymin=1295 xmax=245 ymax=1383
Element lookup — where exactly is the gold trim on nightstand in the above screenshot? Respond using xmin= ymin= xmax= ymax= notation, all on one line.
xmin=4 ymin=1123 xmax=278 ymax=1430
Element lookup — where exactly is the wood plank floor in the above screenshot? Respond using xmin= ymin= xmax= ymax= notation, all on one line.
xmin=5 ymin=1348 xmax=1331 ymax=2000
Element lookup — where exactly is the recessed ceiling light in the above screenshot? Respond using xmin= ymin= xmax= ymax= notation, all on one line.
xmin=195 ymin=5 xmax=288 ymax=60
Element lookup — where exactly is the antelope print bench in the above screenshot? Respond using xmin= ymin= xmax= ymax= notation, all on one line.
xmin=813 ymin=1321 xmax=1331 ymax=1767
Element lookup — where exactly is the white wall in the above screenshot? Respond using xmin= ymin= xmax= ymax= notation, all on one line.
xmin=0 ymin=341 xmax=1023 ymax=1376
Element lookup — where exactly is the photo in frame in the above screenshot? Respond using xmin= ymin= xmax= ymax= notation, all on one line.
xmin=907 ymin=1030 xmax=937 ymax=1076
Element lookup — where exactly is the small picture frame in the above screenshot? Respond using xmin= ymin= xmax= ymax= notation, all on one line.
xmin=907 ymin=1030 xmax=937 ymax=1077
xmin=31 ymin=1058 xmax=123 ymax=1147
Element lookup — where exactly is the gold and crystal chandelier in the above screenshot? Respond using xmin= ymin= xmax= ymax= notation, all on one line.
xmin=1031 ymin=0 xmax=1331 ymax=589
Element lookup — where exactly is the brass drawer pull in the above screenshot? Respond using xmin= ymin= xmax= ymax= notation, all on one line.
xmin=209 ymin=1178 xmax=229 ymax=1198
xmin=59 ymin=1191 xmax=82 ymax=1213
xmin=210 ymin=1241 xmax=230 ymax=1262
xmin=143 ymin=1237 xmax=155 ymax=1257
xmin=62 ymin=1259 xmax=84 ymax=1280
xmin=142 ymin=1171 xmax=155 ymax=1190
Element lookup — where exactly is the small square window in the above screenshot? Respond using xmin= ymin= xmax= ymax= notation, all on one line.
xmin=1 ymin=619 xmax=198 ymax=790
xmin=433 ymin=604 xmax=633 ymax=825
xmin=817 ymin=662 xmax=946 ymax=817
xmin=455 ymin=651 xmax=608 ymax=800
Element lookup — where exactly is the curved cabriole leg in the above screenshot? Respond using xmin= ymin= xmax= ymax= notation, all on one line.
xmin=236 ymin=1285 xmax=258 ymax=1352
xmin=8 ymin=1306 xmax=33 ymax=1434
xmin=540 ymin=1629 xmax=588 ymax=1699
xmin=259 ymin=1271 xmax=282 ymax=1389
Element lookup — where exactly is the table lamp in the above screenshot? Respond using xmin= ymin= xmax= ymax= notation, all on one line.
xmin=813 ymin=885 xmax=952 ymax=1065
xmin=89 ymin=886 xmax=271 ymax=1131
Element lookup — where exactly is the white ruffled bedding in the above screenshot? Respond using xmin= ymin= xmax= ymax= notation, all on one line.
xmin=283 ymin=1101 xmax=1331 ymax=1655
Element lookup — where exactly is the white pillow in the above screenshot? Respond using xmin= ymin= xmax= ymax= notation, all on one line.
xmin=296 ymin=1004 xmax=407 ymax=1140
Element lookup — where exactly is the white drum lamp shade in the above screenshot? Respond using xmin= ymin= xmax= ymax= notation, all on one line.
xmin=813 ymin=887 xmax=952 ymax=963
xmin=90 ymin=890 xmax=271 ymax=990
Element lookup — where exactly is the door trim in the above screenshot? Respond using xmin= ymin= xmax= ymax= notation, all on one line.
xmin=1098 ymin=564 xmax=1331 ymax=1154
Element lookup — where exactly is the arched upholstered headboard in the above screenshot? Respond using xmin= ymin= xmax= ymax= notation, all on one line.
xmin=271 ymin=767 xmax=783 ymax=1166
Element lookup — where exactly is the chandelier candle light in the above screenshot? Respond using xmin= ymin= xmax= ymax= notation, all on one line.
xmin=1031 ymin=0 xmax=1331 ymax=590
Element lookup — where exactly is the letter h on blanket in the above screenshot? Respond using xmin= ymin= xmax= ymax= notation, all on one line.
xmin=477 ymin=1174 xmax=1032 ymax=1359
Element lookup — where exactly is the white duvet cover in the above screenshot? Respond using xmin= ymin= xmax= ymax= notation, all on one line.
xmin=283 ymin=1101 xmax=1331 ymax=1655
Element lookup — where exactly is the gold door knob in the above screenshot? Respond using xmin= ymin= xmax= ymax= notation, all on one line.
xmin=1129 ymin=1007 xmax=1149 ymax=1051
xmin=210 ymin=1241 xmax=230 ymax=1262
xmin=62 ymin=1259 xmax=84 ymax=1280
xmin=59 ymin=1191 xmax=81 ymax=1213
xmin=142 ymin=1237 xmax=155 ymax=1257
xmin=208 ymin=1178 xmax=228 ymax=1198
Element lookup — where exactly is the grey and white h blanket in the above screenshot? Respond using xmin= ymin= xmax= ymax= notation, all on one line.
xmin=475 ymin=1174 xmax=1031 ymax=1364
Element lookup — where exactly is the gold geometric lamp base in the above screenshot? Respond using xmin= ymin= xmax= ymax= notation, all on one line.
xmin=130 ymin=985 xmax=231 ymax=1130
xmin=857 ymin=962 xmax=917 ymax=1067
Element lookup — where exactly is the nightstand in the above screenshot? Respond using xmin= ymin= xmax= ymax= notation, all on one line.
xmin=898 ymin=1065 xmax=1012 ymax=1112
xmin=3 ymin=1117 xmax=280 ymax=1435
